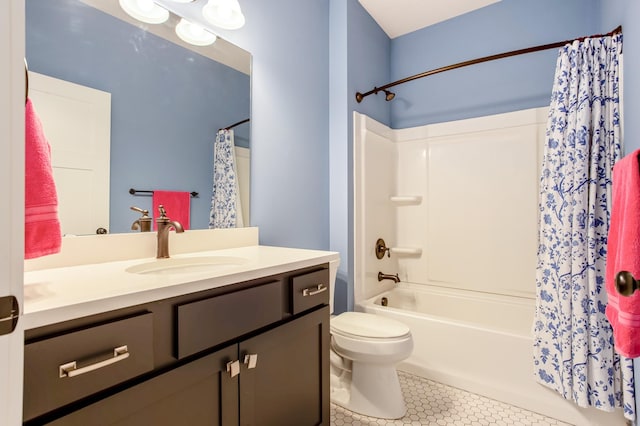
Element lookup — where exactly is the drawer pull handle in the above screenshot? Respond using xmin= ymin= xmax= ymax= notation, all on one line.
xmin=227 ymin=360 xmax=240 ymax=378
xmin=244 ymin=353 xmax=258 ymax=369
xmin=59 ymin=345 xmax=130 ymax=378
xmin=302 ymin=284 xmax=327 ymax=297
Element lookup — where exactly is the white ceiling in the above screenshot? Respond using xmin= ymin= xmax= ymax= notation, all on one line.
xmin=358 ymin=0 xmax=502 ymax=39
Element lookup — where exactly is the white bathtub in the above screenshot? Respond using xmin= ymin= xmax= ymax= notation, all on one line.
xmin=359 ymin=283 xmax=624 ymax=426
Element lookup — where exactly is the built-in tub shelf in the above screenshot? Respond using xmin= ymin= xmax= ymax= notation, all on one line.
xmin=389 ymin=247 xmax=422 ymax=256
xmin=389 ymin=196 xmax=422 ymax=205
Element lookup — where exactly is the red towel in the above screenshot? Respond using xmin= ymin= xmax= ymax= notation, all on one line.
xmin=605 ymin=148 xmax=640 ymax=357
xmin=25 ymin=98 xmax=62 ymax=259
xmin=152 ymin=191 xmax=190 ymax=231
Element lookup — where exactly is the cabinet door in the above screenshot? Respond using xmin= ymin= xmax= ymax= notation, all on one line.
xmin=49 ymin=345 xmax=239 ymax=426
xmin=239 ymin=306 xmax=329 ymax=426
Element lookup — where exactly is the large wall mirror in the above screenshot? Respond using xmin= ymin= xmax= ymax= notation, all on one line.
xmin=26 ymin=0 xmax=251 ymax=235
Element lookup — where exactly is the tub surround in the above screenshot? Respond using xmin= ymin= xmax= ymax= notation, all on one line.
xmin=354 ymin=109 xmax=546 ymax=304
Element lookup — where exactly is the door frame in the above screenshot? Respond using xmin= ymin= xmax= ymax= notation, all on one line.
xmin=0 ymin=0 xmax=26 ymax=424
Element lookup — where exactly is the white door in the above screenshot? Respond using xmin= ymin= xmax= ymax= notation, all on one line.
xmin=29 ymin=72 xmax=111 ymax=236
xmin=1 ymin=0 xmax=25 ymax=425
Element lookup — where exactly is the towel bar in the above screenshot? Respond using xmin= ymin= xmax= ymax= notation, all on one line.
xmin=615 ymin=271 xmax=639 ymax=296
xmin=129 ymin=188 xmax=198 ymax=198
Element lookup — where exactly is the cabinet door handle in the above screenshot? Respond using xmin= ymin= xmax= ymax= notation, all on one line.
xmin=243 ymin=353 xmax=258 ymax=369
xmin=226 ymin=360 xmax=240 ymax=378
xmin=59 ymin=345 xmax=130 ymax=378
xmin=302 ymin=284 xmax=327 ymax=297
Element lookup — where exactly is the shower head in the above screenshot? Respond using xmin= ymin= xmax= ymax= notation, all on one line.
xmin=371 ymin=87 xmax=396 ymax=102
xmin=384 ymin=90 xmax=395 ymax=101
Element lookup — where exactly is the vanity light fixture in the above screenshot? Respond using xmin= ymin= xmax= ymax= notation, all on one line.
xmin=202 ymin=0 xmax=246 ymax=30
xmin=175 ymin=18 xmax=217 ymax=46
xmin=119 ymin=0 xmax=169 ymax=24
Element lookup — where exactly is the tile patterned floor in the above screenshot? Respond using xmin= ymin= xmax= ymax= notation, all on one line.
xmin=330 ymin=371 xmax=572 ymax=426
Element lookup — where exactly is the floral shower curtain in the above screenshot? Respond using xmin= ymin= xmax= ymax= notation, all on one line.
xmin=209 ymin=129 xmax=243 ymax=228
xmin=532 ymin=33 xmax=634 ymax=419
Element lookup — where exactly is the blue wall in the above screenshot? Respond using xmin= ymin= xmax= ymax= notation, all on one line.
xmin=329 ymin=0 xmax=350 ymax=313
xmin=217 ymin=0 xmax=331 ymax=250
xmin=389 ymin=0 xmax=600 ymax=128
xmin=26 ymin=0 xmax=250 ymax=233
xmin=601 ymin=0 xmax=640 ymax=154
xmin=328 ymin=0 xmax=391 ymax=312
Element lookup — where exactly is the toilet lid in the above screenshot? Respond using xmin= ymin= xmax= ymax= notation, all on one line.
xmin=331 ymin=312 xmax=410 ymax=339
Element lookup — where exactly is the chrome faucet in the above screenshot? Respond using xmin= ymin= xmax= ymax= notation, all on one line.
xmin=378 ymin=272 xmax=400 ymax=283
xmin=156 ymin=205 xmax=184 ymax=259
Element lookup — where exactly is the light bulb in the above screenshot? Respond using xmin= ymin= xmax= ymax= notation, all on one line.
xmin=202 ymin=0 xmax=245 ymax=30
xmin=175 ymin=19 xmax=217 ymax=46
xmin=119 ymin=0 xmax=169 ymax=24
xmin=218 ymin=3 xmax=232 ymax=20
xmin=138 ymin=0 xmax=154 ymax=12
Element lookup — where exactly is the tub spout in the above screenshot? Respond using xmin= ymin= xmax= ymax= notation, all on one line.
xmin=378 ymin=272 xmax=400 ymax=283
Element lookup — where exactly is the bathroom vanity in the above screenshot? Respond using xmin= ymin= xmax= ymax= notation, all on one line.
xmin=22 ymin=231 xmax=337 ymax=425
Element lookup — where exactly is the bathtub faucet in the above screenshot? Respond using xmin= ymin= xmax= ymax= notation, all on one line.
xmin=378 ymin=272 xmax=400 ymax=284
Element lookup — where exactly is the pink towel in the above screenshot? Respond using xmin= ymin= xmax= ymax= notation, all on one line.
xmin=25 ymin=98 xmax=62 ymax=259
xmin=605 ymin=148 xmax=640 ymax=357
xmin=152 ymin=191 xmax=190 ymax=231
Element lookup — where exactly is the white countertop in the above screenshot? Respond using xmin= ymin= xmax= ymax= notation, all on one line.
xmin=23 ymin=245 xmax=339 ymax=330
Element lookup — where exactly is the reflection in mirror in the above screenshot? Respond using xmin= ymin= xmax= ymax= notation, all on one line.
xmin=25 ymin=0 xmax=251 ymax=235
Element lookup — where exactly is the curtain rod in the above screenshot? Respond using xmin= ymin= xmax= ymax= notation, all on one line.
xmin=355 ymin=25 xmax=623 ymax=103
xmin=220 ymin=118 xmax=250 ymax=131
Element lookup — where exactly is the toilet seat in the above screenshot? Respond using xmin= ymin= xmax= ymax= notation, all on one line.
xmin=331 ymin=312 xmax=410 ymax=340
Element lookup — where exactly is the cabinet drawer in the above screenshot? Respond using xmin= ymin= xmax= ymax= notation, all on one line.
xmin=177 ymin=281 xmax=282 ymax=359
xmin=291 ymin=269 xmax=329 ymax=315
xmin=24 ymin=312 xmax=154 ymax=422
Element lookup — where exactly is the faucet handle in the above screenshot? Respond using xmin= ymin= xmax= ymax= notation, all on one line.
xmin=130 ymin=206 xmax=149 ymax=217
xmin=157 ymin=205 xmax=167 ymax=219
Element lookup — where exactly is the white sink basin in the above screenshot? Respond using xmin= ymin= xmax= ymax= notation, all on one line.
xmin=125 ymin=256 xmax=248 ymax=275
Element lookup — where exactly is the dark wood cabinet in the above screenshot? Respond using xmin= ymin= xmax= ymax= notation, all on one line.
xmin=24 ymin=265 xmax=330 ymax=426
xmin=239 ymin=307 xmax=329 ymax=426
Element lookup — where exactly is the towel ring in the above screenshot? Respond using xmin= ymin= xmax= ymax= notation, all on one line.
xmin=615 ymin=271 xmax=639 ymax=296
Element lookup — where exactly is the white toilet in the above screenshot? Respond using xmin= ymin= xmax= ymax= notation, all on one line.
xmin=328 ymin=260 xmax=413 ymax=419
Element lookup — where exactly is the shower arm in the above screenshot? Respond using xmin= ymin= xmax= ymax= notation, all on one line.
xmin=355 ymin=25 xmax=622 ymax=104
